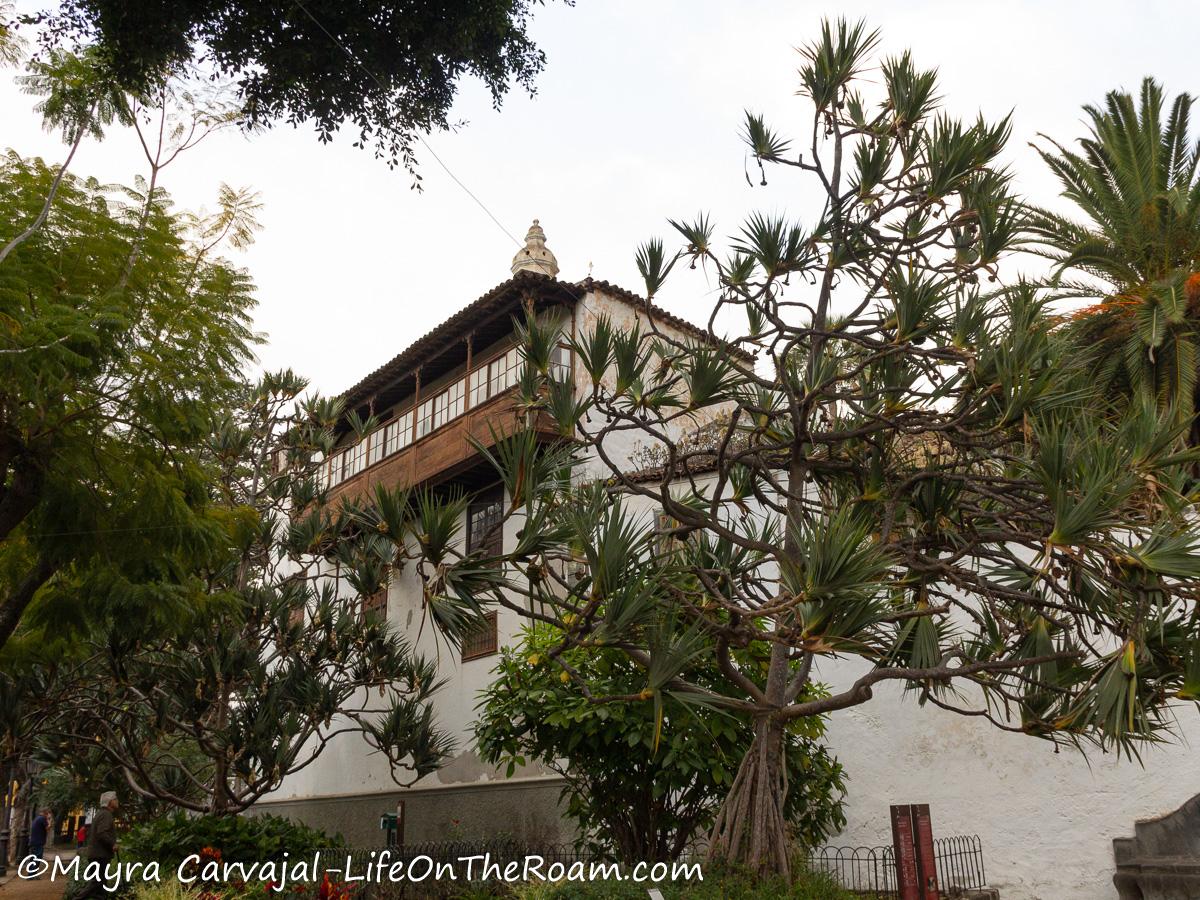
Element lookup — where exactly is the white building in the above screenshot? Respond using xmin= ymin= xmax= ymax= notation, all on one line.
xmin=256 ymin=224 xmax=1200 ymax=900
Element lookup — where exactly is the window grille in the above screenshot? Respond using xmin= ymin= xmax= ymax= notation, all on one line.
xmin=461 ymin=611 xmax=498 ymax=661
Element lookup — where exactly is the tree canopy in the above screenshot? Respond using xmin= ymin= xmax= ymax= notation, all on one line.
xmin=0 ymin=150 xmax=258 ymax=651
xmin=1034 ymin=78 xmax=1200 ymax=442
xmin=21 ymin=0 xmax=562 ymax=172
xmin=399 ymin=19 xmax=1200 ymax=878
xmin=1034 ymin=77 xmax=1200 ymax=291
xmin=14 ymin=372 xmax=455 ymax=814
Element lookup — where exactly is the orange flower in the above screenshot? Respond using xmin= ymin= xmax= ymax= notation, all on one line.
xmin=318 ymin=874 xmax=351 ymax=900
xmin=1186 ymin=272 xmax=1200 ymax=302
xmin=1069 ymin=295 xmax=1141 ymax=321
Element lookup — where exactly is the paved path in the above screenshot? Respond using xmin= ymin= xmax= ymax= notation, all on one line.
xmin=0 ymin=849 xmax=74 ymax=900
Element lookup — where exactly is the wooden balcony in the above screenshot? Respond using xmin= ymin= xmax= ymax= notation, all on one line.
xmin=327 ymin=390 xmax=562 ymax=505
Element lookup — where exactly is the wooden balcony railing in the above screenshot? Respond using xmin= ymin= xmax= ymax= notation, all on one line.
xmin=322 ymin=345 xmax=569 ymax=501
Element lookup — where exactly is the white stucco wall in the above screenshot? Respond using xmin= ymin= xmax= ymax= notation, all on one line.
xmin=573 ymin=286 xmax=735 ymax=480
xmin=817 ymin=656 xmax=1198 ymax=900
xmin=272 ymin=508 xmax=537 ymax=803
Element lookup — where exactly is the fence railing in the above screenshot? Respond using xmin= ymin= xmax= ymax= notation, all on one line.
xmin=330 ymin=833 xmax=988 ymax=898
xmin=803 ymin=834 xmax=988 ymax=898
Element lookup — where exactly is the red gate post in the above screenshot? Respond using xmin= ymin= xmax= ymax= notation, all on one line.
xmin=890 ymin=804 xmax=920 ymax=900
xmin=891 ymin=804 xmax=939 ymax=900
xmin=912 ymin=804 xmax=939 ymax=900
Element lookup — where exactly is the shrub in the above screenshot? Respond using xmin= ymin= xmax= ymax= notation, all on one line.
xmin=476 ymin=626 xmax=846 ymax=863
xmin=122 ymin=813 xmax=343 ymax=869
xmin=127 ymin=879 xmax=193 ymax=900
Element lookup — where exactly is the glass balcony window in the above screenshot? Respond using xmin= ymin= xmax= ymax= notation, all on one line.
xmin=385 ymin=412 xmax=412 ymax=455
xmin=416 ymin=397 xmax=435 ymax=439
xmin=327 ymin=341 xmax=569 ymax=490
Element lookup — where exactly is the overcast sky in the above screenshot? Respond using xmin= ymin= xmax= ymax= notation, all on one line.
xmin=2 ymin=1 xmax=1192 ymax=395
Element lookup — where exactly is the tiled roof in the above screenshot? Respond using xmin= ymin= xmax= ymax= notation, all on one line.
xmin=338 ymin=270 xmax=567 ymax=410
xmin=338 ymin=272 xmax=753 ymax=410
xmin=620 ymin=454 xmax=724 ymax=485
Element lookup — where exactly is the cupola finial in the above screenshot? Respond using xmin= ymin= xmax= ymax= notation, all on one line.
xmin=511 ymin=219 xmax=559 ymax=277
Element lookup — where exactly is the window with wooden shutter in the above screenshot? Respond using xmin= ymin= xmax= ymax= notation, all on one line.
xmin=461 ymin=611 xmax=498 ymax=661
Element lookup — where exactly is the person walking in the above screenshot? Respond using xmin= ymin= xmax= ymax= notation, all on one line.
xmin=78 ymin=792 xmax=118 ymax=899
xmin=28 ymin=808 xmax=50 ymax=860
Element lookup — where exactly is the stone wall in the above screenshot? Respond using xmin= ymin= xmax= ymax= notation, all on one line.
xmin=251 ymin=777 xmax=570 ymax=848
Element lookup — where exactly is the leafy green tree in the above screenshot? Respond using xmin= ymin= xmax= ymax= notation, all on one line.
xmin=33 ymin=755 xmax=206 ymax=825
xmin=24 ymin=0 xmax=562 ymax=172
xmin=403 ymin=20 xmax=1200 ymax=877
xmin=0 ymin=1 xmax=25 ymax=68
xmin=476 ymin=625 xmax=845 ymax=863
xmin=1033 ymin=78 xmax=1200 ymax=438
xmin=0 ymin=47 xmax=133 ymax=266
xmin=0 ymin=665 xmax=49 ymax=860
xmin=24 ymin=372 xmax=456 ymax=814
xmin=0 ymin=149 xmax=257 ymax=651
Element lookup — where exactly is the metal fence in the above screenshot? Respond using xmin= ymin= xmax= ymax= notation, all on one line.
xmin=803 ymin=834 xmax=988 ymax=898
xmin=332 ymin=833 xmax=987 ymax=898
